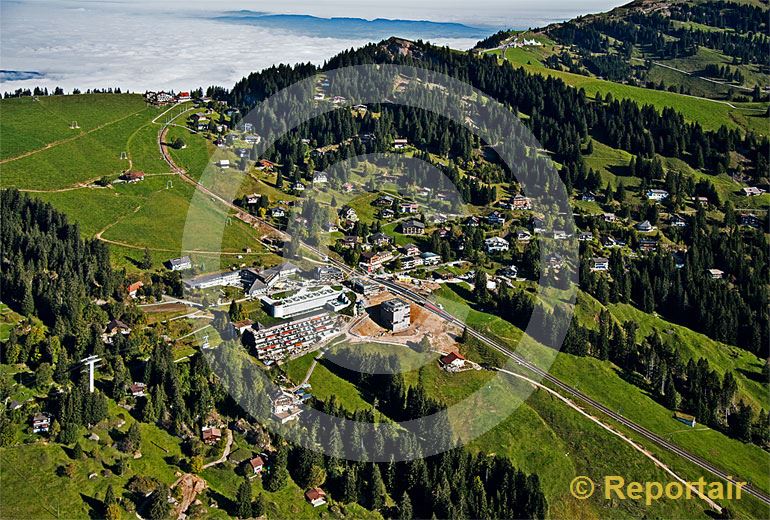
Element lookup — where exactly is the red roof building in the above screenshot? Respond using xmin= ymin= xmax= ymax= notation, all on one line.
xmin=305 ymin=487 xmax=327 ymax=507
xmin=439 ymin=352 xmax=466 ymax=370
xmin=127 ymin=281 xmax=143 ymax=297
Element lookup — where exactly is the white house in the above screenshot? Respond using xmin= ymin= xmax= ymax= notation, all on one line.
xmin=484 ymin=237 xmax=509 ymax=253
xmin=646 ymin=189 xmax=669 ymax=201
xmin=742 ymin=186 xmax=765 ymax=196
xmin=590 ymin=257 xmax=609 ymax=272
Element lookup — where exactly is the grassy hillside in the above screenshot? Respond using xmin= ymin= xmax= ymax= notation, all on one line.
xmin=433 ymin=284 xmax=770 ymax=504
xmin=487 ymin=48 xmax=769 ymax=135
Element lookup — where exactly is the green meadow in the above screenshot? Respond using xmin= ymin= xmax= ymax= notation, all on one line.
xmin=488 ymin=48 xmax=770 ymax=135
xmin=433 ymin=284 xmax=770 ymax=503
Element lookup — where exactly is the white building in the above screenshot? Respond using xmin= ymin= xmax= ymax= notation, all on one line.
xmin=380 ymin=298 xmax=411 ymax=332
xmin=484 ymin=236 xmax=509 ymax=253
xmin=262 ymin=286 xmax=347 ymax=318
xmin=646 ymin=189 xmax=669 ymax=201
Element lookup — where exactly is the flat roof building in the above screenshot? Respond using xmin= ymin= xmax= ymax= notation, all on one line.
xmin=262 ymin=286 xmax=346 ymax=319
xmin=380 ymin=298 xmax=411 ymax=332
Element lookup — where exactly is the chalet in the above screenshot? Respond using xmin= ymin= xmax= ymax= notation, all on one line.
xmin=246 ymin=193 xmax=261 ymax=205
xmin=578 ymin=231 xmax=594 ymax=241
xmin=257 ymin=159 xmax=276 ymax=170
xmin=342 ymin=182 xmax=354 ymax=192
xmin=338 ymin=236 xmax=360 ymax=249
xmin=741 ymin=186 xmax=765 ymax=197
xmin=127 ymin=281 xmax=143 ymax=298
xmin=305 ymin=488 xmax=327 ymax=507
xmin=129 ymin=382 xmax=147 ymax=398
xmin=32 ymin=412 xmax=51 ymax=433
xmin=498 ymin=265 xmax=518 ymax=278
xmin=168 ymin=255 xmax=192 ymax=271
xmin=590 ymin=257 xmax=609 ymax=272
xmin=270 ymin=207 xmax=286 ymax=218
xmin=248 ymin=455 xmax=265 ymax=475
xmin=313 ymin=92 xmax=325 ymax=101
xmin=740 ymin=213 xmax=762 ymax=229
xmin=602 ymin=236 xmax=621 ymax=248
xmin=145 ymin=90 xmax=175 ymax=105
xmin=440 ymin=352 xmax=466 ymax=371
xmin=668 ymin=214 xmax=687 ymax=228
xmin=547 ymin=253 xmax=565 ymax=269
xmin=464 ymin=216 xmax=480 ymax=227
xmin=602 ymin=213 xmax=617 ymax=223
xmin=176 ymin=91 xmax=191 ymax=101
xmin=707 ymin=268 xmax=724 ymax=280
xmin=420 ymin=252 xmax=441 ymax=266
xmin=638 ymin=237 xmax=659 ymax=252
xmin=216 ymin=159 xmax=230 ymax=169
xmin=393 ymin=138 xmax=408 ymax=149
xmin=646 ymin=189 xmax=669 ymax=201
xmin=374 ymin=195 xmax=395 ymax=207
xmin=121 ymin=171 xmax=145 ymax=183
xmin=201 ymin=426 xmax=222 ymax=445
xmin=552 ymin=229 xmax=570 ymax=240
xmin=484 ymin=237 xmax=509 ymax=253
xmin=331 ymin=95 xmax=347 ymax=105
xmin=379 ymin=208 xmax=395 ymax=219
xmin=398 ymin=201 xmax=419 ymax=214
xmin=636 ymin=220 xmax=654 ymax=232
xmin=400 ymin=219 xmax=425 ymax=235
xmin=512 ymin=194 xmax=532 ymax=210
xmin=486 ymin=211 xmax=506 ymax=226
xmin=312 ymin=171 xmax=328 ymax=185
xmin=324 ymin=221 xmax=338 ymax=232
xmin=515 ymin=230 xmax=532 ymax=242
xmin=292 ymin=182 xmax=305 ymax=192
xmin=104 ymin=319 xmax=131 ymax=338
xmin=369 ymin=232 xmax=393 ymax=247
xmin=234 ymin=148 xmax=250 ymax=158
xmin=270 ymin=390 xmax=302 ymax=423
xmin=692 ymin=196 xmax=709 ymax=207
xmin=244 ymin=134 xmax=261 ymax=145
xmin=192 ymin=114 xmax=209 ymax=131
xmin=580 ymin=191 xmax=596 ymax=202
xmin=401 ymin=243 xmax=421 ymax=257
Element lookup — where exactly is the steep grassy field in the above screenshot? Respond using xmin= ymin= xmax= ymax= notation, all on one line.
xmin=433 ymin=284 xmax=770 ymax=504
xmin=0 ymin=94 xmax=153 ymax=160
xmin=488 ymin=48 xmax=770 ymax=135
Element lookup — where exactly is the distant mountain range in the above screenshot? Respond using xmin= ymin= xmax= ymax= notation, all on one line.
xmin=214 ymin=11 xmax=491 ymax=40
xmin=0 ymin=70 xmax=44 ymax=82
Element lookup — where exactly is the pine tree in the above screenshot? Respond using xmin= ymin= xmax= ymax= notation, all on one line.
xmin=236 ymin=479 xmax=252 ymax=518
xmin=398 ymin=491 xmax=413 ymax=520
xmin=140 ymin=248 xmax=153 ymax=270
xmin=365 ymin=464 xmax=386 ymax=510
xmin=263 ymin=444 xmax=288 ymax=492
xmin=104 ymin=484 xmax=116 ymax=507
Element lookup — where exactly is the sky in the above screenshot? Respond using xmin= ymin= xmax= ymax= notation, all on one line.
xmin=0 ymin=0 xmax=626 ymax=92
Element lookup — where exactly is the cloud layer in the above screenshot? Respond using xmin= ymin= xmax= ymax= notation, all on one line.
xmin=0 ymin=0 xmax=624 ymax=93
